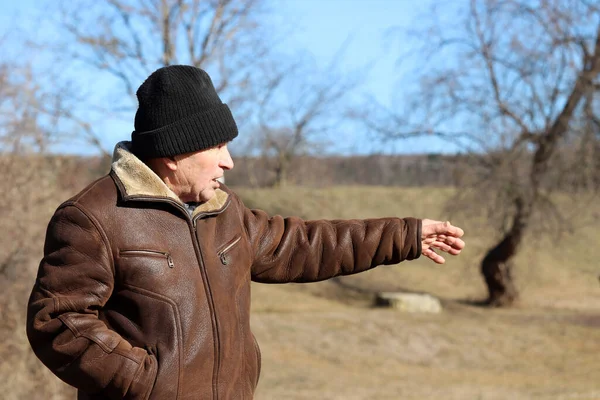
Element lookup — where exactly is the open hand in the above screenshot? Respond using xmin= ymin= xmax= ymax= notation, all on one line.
xmin=421 ymin=219 xmax=465 ymax=264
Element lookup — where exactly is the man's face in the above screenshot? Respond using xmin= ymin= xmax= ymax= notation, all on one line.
xmin=175 ymin=143 xmax=234 ymax=203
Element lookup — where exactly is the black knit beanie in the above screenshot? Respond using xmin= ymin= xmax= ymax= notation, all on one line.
xmin=131 ymin=65 xmax=238 ymax=159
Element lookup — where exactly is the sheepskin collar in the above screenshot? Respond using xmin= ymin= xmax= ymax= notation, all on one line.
xmin=111 ymin=141 xmax=229 ymax=216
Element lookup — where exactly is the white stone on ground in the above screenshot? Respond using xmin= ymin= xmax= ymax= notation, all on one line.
xmin=374 ymin=292 xmax=442 ymax=313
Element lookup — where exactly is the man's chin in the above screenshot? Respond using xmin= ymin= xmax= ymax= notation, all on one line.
xmin=198 ymin=189 xmax=216 ymax=203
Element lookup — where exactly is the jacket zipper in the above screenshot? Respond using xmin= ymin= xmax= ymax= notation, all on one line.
xmin=217 ymin=236 xmax=241 ymax=265
xmin=193 ymin=202 xmax=231 ymax=400
xmin=119 ymin=249 xmax=174 ymax=268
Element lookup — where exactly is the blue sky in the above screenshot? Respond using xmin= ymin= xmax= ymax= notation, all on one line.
xmin=1 ymin=0 xmax=451 ymax=155
xmin=271 ymin=0 xmax=441 ymax=154
xmin=276 ymin=0 xmax=425 ymax=101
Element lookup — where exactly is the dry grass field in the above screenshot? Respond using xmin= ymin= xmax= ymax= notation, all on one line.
xmin=2 ymin=184 xmax=599 ymax=399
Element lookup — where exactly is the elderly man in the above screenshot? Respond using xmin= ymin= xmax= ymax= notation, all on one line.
xmin=26 ymin=65 xmax=465 ymax=400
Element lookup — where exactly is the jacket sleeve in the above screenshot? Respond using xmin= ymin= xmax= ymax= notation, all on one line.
xmin=26 ymin=204 xmax=157 ymax=399
xmin=234 ymin=195 xmax=422 ymax=284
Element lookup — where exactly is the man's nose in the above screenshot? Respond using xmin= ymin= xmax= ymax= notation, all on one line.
xmin=220 ymin=146 xmax=234 ymax=170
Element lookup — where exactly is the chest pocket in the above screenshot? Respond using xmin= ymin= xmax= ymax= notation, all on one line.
xmin=216 ymin=235 xmax=242 ymax=266
xmin=117 ymin=249 xmax=175 ymax=288
xmin=214 ymin=233 xmax=254 ymax=276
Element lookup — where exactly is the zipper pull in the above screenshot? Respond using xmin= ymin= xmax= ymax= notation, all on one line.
xmin=220 ymin=253 xmax=229 ymax=265
xmin=167 ymin=254 xmax=175 ymax=268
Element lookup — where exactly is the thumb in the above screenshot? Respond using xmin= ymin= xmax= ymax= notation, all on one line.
xmin=422 ymin=220 xmax=464 ymax=237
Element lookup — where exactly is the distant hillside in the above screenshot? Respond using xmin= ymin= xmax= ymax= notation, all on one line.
xmin=2 ymin=151 xmax=465 ymax=188
xmin=4 ymin=149 xmax=598 ymax=191
xmin=226 ymin=153 xmax=462 ymax=187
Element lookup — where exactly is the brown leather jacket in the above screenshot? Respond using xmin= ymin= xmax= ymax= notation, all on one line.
xmin=26 ymin=142 xmax=422 ymax=400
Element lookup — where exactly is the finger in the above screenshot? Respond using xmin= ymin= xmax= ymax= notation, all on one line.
xmin=430 ymin=241 xmax=452 ymax=253
xmin=423 ymin=237 xmax=436 ymax=246
xmin=423 ymin=248 xmax=446 ymax=264
xmin=430 ymin=241 xmax=462 ymax=256
xmin=441 ymin=222 xmax=464 ymax=238
xmin=441 ymin=236 xmax=465 ymax=251
xmin=433 ymin=240 xmax=463 ymax=255
xmin=427 ymin=238 xmax=464 ymax=256
xmin=424 ymin=232 xmax=465 ymax=246
xmin=422 ymin=221 xmax=464 ymax=238
xmin=446 ymin=247 xmax=462 ymax=256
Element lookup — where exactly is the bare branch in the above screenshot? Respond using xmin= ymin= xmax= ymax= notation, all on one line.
xmin=471 ymin=0 xmax=530 ymax=134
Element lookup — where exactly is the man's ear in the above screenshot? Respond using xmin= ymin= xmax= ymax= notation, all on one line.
xmin=163 ymin=156 xmax=178 ymax=172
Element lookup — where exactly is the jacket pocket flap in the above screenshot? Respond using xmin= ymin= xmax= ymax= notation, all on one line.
xmin=216 ymin=235 xmax=242 ymax=256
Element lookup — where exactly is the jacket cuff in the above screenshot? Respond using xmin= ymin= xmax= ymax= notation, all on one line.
xmin=401 ymin=217 xmax=421 ymax=260
xmin=416 ymin=219 xmax=422 ymax=259
xmin=125 ymin=353 xmax=158 ymax=400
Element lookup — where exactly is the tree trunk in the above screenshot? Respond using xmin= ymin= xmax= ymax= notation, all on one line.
xmin=481 ymin=197 xmax=529 ymax=306
xmin=481 ymin=235 xmax=519 ymax=307
xmin=273 ymin=166 xmax=287 ymax=187
xmin=272 ymin=153 xmax=290 ymax=187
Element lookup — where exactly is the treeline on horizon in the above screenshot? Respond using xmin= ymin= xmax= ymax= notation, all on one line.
xmin=10 ymin=148 xmax=600 ymax=192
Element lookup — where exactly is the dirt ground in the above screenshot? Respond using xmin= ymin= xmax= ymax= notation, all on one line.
xmin=243 ymin=186 xmax=600 ymax=399
xmin=250 ymin=282 xmax=600 ymax=400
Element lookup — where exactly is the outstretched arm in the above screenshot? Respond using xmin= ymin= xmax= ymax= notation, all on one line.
xmin=233 ymin=194 xmax=421 ymax=283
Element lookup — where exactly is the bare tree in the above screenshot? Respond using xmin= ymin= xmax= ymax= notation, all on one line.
xmin=253 ymin=55 xmax=362 ymax=187
xmin=0 ymin=64 xmax=49 ymax=153
xmin=43 ymin=0 xmax=274 ymax=154
xmin=367 ymin=0 xmax=600 ymax=306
